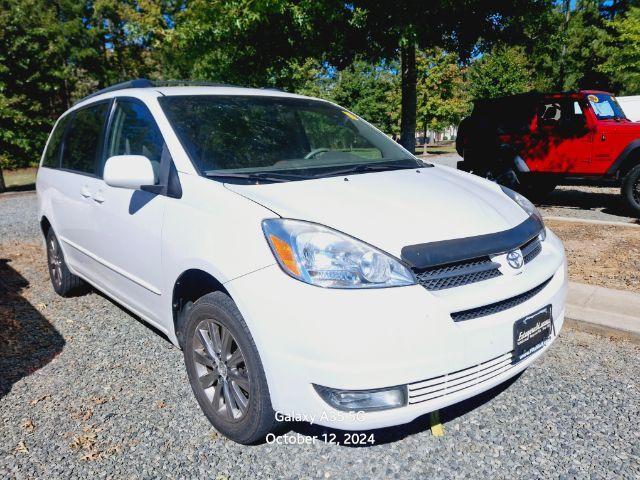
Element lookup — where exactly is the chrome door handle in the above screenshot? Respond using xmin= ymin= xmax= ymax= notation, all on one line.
xmin=601 ymin=133 xmax=606 ymax=141
xmin=93 ymin=191 xmax=105 ymax=203
xmin=80 ymin=186 xmax=92 ymax=198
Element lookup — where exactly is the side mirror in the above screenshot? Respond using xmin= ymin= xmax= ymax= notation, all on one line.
xmin=103 ymin=155 xmax=156 ymax=190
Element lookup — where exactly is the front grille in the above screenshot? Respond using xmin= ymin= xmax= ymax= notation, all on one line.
xmin=451 ymin=276 xmax=553 ymax=322
xmin=414 ymin=257 xmax=501 ymax=291
xmin=413 ymin=234 xmax=543 ymax=292
xmin=522 ymin=237 xmax=542 ymax=264
xmin=408 ymin=351 xmax=516 ymax=404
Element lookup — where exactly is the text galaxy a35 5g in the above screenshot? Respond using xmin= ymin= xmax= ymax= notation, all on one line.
xmin=36 ymin=80 xmax=567 ymax=444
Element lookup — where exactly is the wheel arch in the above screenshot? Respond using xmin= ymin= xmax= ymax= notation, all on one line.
xmin=607 ymin=140 xmax=640 ymax=177
xmin=172 ymin=268 xmax=230 ymax=348
xmin=40 ymin=215 xmax=52 ymax=238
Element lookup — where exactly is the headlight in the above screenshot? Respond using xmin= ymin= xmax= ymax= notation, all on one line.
xmin=262 ymin=219 xmax=416 ymax=288
xmin=500 ymin=185 xmax=546 ymax=241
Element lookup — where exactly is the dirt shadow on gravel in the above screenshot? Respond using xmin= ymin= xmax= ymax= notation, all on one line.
xmin=539 ymin=188 xmax=638 ymax=220
xmin=0 ymin=258 xmax=65 ymax=398
xmin=287 ymin=373 xmax=523 ymax=447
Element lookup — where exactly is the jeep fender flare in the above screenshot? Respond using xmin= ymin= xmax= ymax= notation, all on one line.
xmin=606 ymin=139 xmax=640 ymax=177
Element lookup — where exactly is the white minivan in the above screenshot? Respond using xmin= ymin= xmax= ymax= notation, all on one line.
xmin=37 ymin=80 xmax=567 ymax=444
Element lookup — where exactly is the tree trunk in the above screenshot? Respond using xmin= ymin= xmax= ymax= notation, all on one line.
xmin=400 ymin=42 xmax=417 ymax=154
xmin=0 ymin=166 xmax=6 ymax=193
xmin=423 ymin=123 xmax=428 ymax=155
xmin=557 ymin=0 xmax=571 ymax=90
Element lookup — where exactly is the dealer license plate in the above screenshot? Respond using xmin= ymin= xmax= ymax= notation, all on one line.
xmin=513 ymin=306 xmax=553 ymax=363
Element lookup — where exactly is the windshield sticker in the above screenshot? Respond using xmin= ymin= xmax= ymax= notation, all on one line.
xmin=588 ymin=94 xmax=599 ymax=103
xmin=342 ymin=111 xmax=359 ymax=120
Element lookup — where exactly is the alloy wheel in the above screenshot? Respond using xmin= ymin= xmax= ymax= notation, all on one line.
xmin=192 ymin=319 xmax=250 ymax=422
xmin=633 ymin=177 xmax=640 ymax=205
xmin=48 ymin=237 xmax=63 ymax=288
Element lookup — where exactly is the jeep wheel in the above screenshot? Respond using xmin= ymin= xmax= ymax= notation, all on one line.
xmin=516 ymin=177 xmax=557 ymax=203
xmin=622 ymin=164 xmax=640 ymax=216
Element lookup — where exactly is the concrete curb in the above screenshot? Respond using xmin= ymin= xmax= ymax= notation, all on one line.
xmin=0 ymin=190 xmax=36 ymax=199
xmin=544 ymin=215 xmax=640 ymax=228
xmin=565 ymin=282 xmax=640 ymax=344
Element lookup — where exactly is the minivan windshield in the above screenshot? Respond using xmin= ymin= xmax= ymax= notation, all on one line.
xmin=586 ymin=93 xmax=627 ymax=120
xmin=159 ymin=95 xmax=422 ymax=182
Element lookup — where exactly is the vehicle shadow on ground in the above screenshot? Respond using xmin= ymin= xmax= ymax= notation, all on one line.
xmin=92 ymin=288 xmax=176 ymax=347
xmin=0 ymin=258 xmax=65 ymax=398
xmin=287 ymin=373 xmax=523 ymax=447
xmin=539 ymin=187 xmax=637 ymax=220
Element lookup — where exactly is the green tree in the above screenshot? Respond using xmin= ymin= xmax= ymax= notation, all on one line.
xmin=167 ymin=0 xmax=355 ymax=87
xmin=467 ymin=46 xmax=534 ymax=100
xmin=416 ymin=49 xmax=469 ymax=152
xmin=601 ymin=6 xmax=640 ymax=93
xmin=0 ymin=0 xmax=71 ymax=189
xmin=561 ymin=0 xmax=613 ymax=90
xmin=330 ymin=60 xmax=400 ymax=136
xmin=344 ymin=1 xmax=553 ymax=152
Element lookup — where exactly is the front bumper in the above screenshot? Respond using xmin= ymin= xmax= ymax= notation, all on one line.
xmin=225 ymin=230 xmax=567 ymax=430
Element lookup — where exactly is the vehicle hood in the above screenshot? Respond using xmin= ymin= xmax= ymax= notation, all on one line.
xmin=225 ymin=165 xmax=530 ymax=259
xmin=600 ymin=119 xmax=640 ymax=129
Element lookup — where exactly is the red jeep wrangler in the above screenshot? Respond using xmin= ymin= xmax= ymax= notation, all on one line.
xmin=456 ymin=90 xmax=640 ymax=215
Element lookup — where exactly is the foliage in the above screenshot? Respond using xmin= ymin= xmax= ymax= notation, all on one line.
xmin=561 ymin=0 xmax=614 ymax=90
xmin=1 ymin=0 xmax=640 ymax=176
xmin=0 ymin=0 xmax=68 ymax=169
xmin=601 ymin=6 xmax=640 ymax=94
xmin=166 ymin=0 xmax=355 ymax=88
xmin=467 ymin=47 xmax=534 ymax=101
xmin=329 ymin=60 xmax=401 ymax=135
xmin=416 ymin=50 xmax=470 ymax=134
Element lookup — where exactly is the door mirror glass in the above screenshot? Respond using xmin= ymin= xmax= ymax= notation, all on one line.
xmin=103 ymin=155 xmax=155 ymax=189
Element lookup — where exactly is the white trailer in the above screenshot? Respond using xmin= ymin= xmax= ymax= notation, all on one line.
xmin=618 ymin=95 xmax=640 ymax=121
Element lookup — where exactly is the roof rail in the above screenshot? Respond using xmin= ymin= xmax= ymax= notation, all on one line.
xmin=77 ymin=79 xmax=156 ymax=103
xmin=75 ymin=78 xmax=283 ymax=105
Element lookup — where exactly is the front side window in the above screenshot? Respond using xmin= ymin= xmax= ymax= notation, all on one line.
xmin=61 ymin=103 xmax=109 ymax=175
xmin=159 ymin=95 xmax=418 ymax=181
xmin=42 ymin=114 xmax=71 ymax=168
xmin=104 ymin=99 xmax=164 ymax=181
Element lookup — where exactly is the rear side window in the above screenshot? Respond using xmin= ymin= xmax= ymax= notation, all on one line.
xmin=104 ymin=99 xmax=164 ymax=179
xmin=61 ymin=102 xmax=109 ymax=175
xmin=42 ymin=115 xmax=71 ymax=168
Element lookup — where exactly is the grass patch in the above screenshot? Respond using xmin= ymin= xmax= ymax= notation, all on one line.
xmin=2 ymin=167 xmax=37 ymax=192
xmin=414 ymin=144 xmax=458 ymax=155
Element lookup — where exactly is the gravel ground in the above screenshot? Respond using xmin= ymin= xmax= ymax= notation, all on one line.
xmin=0 ymin=193 xmax=40 ymax=243
xmin=1 ymin=193 xmax=640 ymax=479
xmin=427 ymin=154 xmax=639 ymax=224
xmin=547 ymin=220 xmax=640 ymax=293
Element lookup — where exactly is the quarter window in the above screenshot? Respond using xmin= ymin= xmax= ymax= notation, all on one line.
xmin=42 ymin=115 xmax=71 ymax=168
xmin=61 ymin=103 xmax=109 ymax=175
xmin=104 ymin=99 xmax=164 ymax=181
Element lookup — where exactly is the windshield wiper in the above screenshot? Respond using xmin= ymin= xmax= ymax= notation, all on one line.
xmin=205 ymin=171 xmax=308 ymax=183
xmin=308 ymin=160 xmax=428 ymax=178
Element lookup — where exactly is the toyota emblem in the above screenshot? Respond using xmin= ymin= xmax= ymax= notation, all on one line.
xmin=506 ymin=250 xmax=524 ymax=269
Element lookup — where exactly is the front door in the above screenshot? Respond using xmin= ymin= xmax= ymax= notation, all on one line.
xmin=87 ymin=98 xmax=167 ymax=322
xmin=525 ymin=98 xmax=593 ymax=174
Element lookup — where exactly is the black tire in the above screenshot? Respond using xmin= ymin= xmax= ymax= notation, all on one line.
xmin=455 ymin=117 xmax=470 ymax=157
xmin=515 ymin=177 xmax=557 ymax=203
xmin=182 ymin=291 xmax=277 ymax=444
xmin=622 ymin=164 xmax=640 ymax=216
xmin=457 ymin=161 xmax=469 ymax=172
xmin=46 ymin=229 xmax=86 ymax=297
